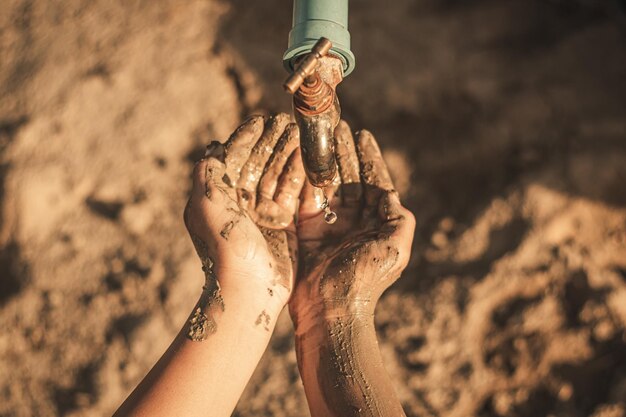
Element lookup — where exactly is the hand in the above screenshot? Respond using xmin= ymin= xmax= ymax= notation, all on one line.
xmin=184 ymin=113 xmax=304 ymax=312
xmin=290 ymin=121 xmax=415 ymax=328
xmin=114 ymin=114 xmax=306 ymax=417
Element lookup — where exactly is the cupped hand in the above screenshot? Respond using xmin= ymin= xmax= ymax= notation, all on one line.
xmin=184 ymin=114 xmax=305 ymax=309
xmin=290 ymin=121 xmax=416 ymax=327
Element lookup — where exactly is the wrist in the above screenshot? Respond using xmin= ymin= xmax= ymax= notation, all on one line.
xmin=293 ymin=312 xmax=375 ymax=358
xmin=289 ymin=296 xmax=376 ymax=334
xmin=215 ymin=265 xmax=287 ymax=316
xmin=205 ymin=282 xmax=283 ymax=336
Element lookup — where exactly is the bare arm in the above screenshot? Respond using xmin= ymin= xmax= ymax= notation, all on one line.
xmin=115 ymin=114 xmax=305 ymax=417
xmin=291 ymin=122 xmax=415 ymax=417
xmin=295 ymin=314 xmax=405 ymax=416
xmin=114 ymin=281 xmax=282 ymax=417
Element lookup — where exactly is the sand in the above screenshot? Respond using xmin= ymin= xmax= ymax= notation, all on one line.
xmin=1 ymin=1 xmax=625 ymax=416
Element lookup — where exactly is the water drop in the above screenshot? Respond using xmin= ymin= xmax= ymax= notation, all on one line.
xmin=319 ymin=193 xmax=337 ymax=224
xmin=324 ymin=210 xmax=337 ymax=224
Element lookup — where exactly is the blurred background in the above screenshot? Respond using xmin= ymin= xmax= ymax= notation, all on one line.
xmin=1 ymin=0 xmax=626 ymax=416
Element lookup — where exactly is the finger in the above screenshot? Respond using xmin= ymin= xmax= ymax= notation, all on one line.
xmin=254 ymin=199 xmax=293 ymax=229
xmin=191 ymin=157 xmax=227 ymax=203
xmin=258 ymin=123 xmax=299 ymax=200
xmin=237 ymin=113 xmax=291 ymax=206
xmin=187 ymin=158 xmax=234 ymax=235
xmin=188 ymin=158 xmax=255 ymax=262
xmin=335 ymin=120 xmax=362 ymax=205
xmin=191 ymin=159 xmax=209 ymax=196
xmin=356 ymin=129 xmax=395 ymax=206
xmin=379 ymin=191 xmax=415 ymax=265
xmin=223 ymin=115 xmax=265 ymax=186
xmin=205 ymin=140 xmax=226 ymax=162
xmin=274 ymin=148 xmax=306 ymax=215
xmin=378 ymin=191 xmax=404 ymax=223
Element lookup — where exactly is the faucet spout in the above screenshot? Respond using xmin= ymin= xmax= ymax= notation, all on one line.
xmin=294 ymin=100 xmax=340 ymax=188
xmin=291 ymin=55 xmax=344 ymax=188
xmin=293 ymin=67 xmax=341 ymax=187
xmin=282 ymin=38 xmax=346 ymax=188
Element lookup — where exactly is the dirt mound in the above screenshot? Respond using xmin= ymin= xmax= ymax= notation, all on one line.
xmin=1 ymin=1 xmax=625 ymax=416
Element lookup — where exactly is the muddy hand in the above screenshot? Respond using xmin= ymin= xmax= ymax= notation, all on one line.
xmin=290 ymin=121 xmax=416 ymax=325
xmin=184 ymin=113 xmax=305 ymax=307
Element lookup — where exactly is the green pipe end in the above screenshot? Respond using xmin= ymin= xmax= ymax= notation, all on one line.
xmin=283 ymin=1 xmax=356 ymax=77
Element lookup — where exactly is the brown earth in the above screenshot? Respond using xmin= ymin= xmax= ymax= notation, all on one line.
xmin=1 ymin=1 xmax=626 ymax=416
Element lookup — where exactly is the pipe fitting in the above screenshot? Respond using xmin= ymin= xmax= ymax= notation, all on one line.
xmin=294 ymin=90 xmax=340 ymax=187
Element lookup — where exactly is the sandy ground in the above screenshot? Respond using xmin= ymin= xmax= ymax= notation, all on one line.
xmin=1 ymin=1 xmax=626 ymax=416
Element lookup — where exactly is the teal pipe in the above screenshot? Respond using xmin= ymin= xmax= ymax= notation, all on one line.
xmin=283 ymin=0 xmax=356 ymax=77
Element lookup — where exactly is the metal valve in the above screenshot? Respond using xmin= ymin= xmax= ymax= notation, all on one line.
xmin=283 ymin=37 xmax=333 ymax=94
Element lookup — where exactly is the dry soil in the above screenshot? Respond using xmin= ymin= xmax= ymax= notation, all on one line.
xmin=1 ymin=1 xmax=626 ymax=416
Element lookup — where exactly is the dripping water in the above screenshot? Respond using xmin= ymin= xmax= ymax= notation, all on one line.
xmin=320 ymin=193 xmax=337 ymax=224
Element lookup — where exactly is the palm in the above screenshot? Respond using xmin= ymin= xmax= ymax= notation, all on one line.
xmin=185 ymin=114 xmax=304 ymax=301
xmin=291 ymin=122 xmax=415 ymax=318
xmin=296 ymin=185 xmax=402 ymax=305
xmin=247 ymin=195 xmax=298 ymax=291
xmin=298 ymin=198 xmax=360 ymax=250
xmin=221 ymin=183 xmax=296 ymax=278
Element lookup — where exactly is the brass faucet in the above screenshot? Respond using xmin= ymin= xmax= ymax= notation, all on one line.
xmin=284 ymin=38 xmax=342 ymax=188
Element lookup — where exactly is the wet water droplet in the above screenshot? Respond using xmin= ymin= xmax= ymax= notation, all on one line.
xmin=319 ymin=193 xmax=337 ymax=224
xmin=324 ymin=210 xmax=337 ymax=224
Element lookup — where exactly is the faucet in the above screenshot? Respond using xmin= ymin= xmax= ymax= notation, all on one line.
xmin=284 ymin=39 xmax=342 ymax=187
xmin=282 ymin=0 xmax=355 ymax=188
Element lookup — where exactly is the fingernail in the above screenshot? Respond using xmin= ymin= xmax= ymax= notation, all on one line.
xmin=357 ymin=129 xmax=375 ymax=145
xmin=205 ymin=141 xmax=225 ymax=161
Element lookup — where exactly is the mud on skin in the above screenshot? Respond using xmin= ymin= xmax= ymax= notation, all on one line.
xmin=183 ymin=113 xmax=306 ymax=340
xmin=187 ymin=281 xmax=225 ymax=342
xmin=254 ymin=310 xmax=271 ymax=332
xmin=187 ymin=232 xmax=225 ymax=342
xmin=290 ymin=121 xmax=415 ymax=417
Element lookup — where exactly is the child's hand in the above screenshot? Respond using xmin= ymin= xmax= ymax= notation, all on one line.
xmin=290 ymin=121 xmax=415 ymax=328
xmin=117 ymin=116 xmax=306 ymax=417
xmin=184 ymin=114 xmax=304 ymax=312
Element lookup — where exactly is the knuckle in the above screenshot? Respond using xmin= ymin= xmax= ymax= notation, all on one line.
xmin=285 ymin=123 xmax=299 ymax=140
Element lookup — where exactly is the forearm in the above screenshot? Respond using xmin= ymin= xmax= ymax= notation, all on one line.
xmin=295 ymin=312 xmax=406 ymax=417
xmin=114 ymin=275 xmax=281 ymax=417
